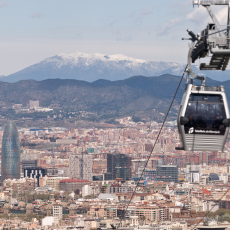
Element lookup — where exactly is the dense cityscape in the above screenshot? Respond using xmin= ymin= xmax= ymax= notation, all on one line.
xmin=2 ymin=0 xmax=230 ymax=229
xmin=0 ymin=100 xmax=228 ymax=229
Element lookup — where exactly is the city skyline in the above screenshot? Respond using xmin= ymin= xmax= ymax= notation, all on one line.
xmin=0 ymin=115 xmax=228 ymax=228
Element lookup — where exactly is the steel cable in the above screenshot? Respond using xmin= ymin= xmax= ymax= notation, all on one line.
xmin=117 ymin=64 xmax=188 ymax=228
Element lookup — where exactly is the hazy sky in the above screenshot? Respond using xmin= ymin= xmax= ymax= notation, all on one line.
xmin=0 ymin=0 xmax=228 ymax=75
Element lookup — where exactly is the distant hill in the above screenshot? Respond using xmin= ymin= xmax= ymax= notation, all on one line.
xmin=0 ymin=74 xmax=227 ymax=123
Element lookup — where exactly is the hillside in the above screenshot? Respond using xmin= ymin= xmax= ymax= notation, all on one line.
xmin=0 ymin=74 xmax=226 ymax=126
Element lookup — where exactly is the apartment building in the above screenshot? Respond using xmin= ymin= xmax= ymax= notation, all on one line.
xmin=135 ymin=205 xmax=169 ymax=222
xmin=53 ymin=204 xmax=63 ymax=219
xmin=68 ymin=154 xmax=92 ymax=181
xmin=46 ymin=177 xmax=69 ymax=191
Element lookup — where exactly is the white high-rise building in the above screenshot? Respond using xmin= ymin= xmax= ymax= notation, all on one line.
xmin=82 ymin=184 xmax=93 ymax=197
xmin=68 ymin=154 xmax=92 ymax=181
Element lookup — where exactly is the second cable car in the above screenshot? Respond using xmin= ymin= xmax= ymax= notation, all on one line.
xmin=177 ymin=84 xmax=230 ymax=151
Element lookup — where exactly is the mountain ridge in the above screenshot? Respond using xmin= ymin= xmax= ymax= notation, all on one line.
xmin=0 ymin=74 xmax=229 ymax=124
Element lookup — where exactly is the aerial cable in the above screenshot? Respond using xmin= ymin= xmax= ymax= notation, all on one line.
xmin=117 ymin=64 xmax=188 ymax=228
xmin=182 ymin=28 xmax=227 ymax=41
xmin=203 ymin=28 xmax=227 ymax=38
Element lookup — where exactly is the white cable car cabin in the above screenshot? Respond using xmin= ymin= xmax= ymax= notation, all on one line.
xmin=177 ymin=84 xmax=230 ymax=151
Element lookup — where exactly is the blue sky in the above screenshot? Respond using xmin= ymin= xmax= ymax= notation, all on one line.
xmin=0 ymin=0 xmax=228 ymax=75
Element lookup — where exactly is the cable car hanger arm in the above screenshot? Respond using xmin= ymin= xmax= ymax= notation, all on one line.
xmin=191 ymin=0 xmax=230 ymax=70
xmin=182 ymin=30 xmax=206 ymax=86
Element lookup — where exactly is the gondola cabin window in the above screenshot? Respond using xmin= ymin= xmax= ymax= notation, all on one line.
xmin=184 ymin=94 xmax=226 ymax=135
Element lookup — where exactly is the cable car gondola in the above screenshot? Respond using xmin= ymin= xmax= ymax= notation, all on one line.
xmin=177 ymin=83 xmax=230 ymax=151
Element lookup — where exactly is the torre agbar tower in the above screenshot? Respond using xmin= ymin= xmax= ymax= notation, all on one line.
xmin=1 ymin=121 xmax=20 ymax=184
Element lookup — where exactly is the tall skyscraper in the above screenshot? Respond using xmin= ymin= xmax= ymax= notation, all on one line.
xmin=1 ymin=121 xmax=20 ymax=184
xmin=106 ymin=154 xmax=131 ymax=181
xmin=68 ymin=154 xmax=92 ymax=181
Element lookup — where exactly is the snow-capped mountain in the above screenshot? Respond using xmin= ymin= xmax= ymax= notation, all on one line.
xmin=2 ymin=52 xmax=230 ymax=82
xmin=2 ymin=52 xmax=186 ymax=83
